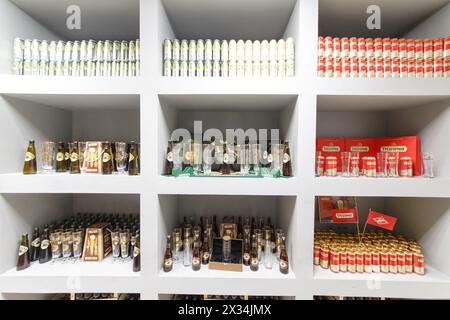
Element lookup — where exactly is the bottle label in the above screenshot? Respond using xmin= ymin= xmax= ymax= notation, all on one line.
xmin=70 ymin=152 xmax=79 ymax=162
xmin=243 ymin=253 xmax=250 ymax=262
xmin=263 ymin=151 xmax=268 ymax=160
xmin=129 ymin=154 xmax=135 ymax=162
xmin=25 ymin=152 xmax=35 ymax=162
xmin=283 ymin=153 xmax=291 ymax=163
xmin=185 ymin=151 xmax=192 ymax=162
xmin=133 ymin=246 xmax=140 ymax=258
xmin=267 ymin=154 xmax=273 ymax=163
xmin=56 ymin=152 xmax=64 ymax=162
xmin=223 ymin=153 xmax=229 ymax=164
xmin=31 ymin=238 xmax=41 ymax=247
xmin=164 ymin=258 xmax=172 ymax=268
xmin=202 ymin=252 xmax=210 ymax=260
xmin=166 ymin=151 xmax=173 ymax=162
xmin=103 ymin=153 xmax=111 ymax=163
xmin=65 ymin=152 xmax=70 ymax=161
xmin=41 ymin=239 xmax=50 ymax=249
xmin=18 ymin=245 xmax=28 ymax=256
xmin=251 ymin=258 xmax=258 ymax=266
xmin=280 ymin=260 xmax=289 ymax=270
xmin=192 ymin=257 xmax=201 ymax=266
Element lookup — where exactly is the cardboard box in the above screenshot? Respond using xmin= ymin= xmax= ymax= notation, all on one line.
xmin=208 ymin=238 xmax=243 ymax=272
xmin=82 ymin=223 xmax=112 ymax=261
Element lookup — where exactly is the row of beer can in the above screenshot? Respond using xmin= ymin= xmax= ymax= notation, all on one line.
xmin=13 ymin=60 xmax=140 ymax=77
xmin=318 ymin=36 xmax=450 ymax=61
xmin=163 ymin=38 xmax=295 ymax=63
xmin=318 ymin=57 xmax=450 ymax=78
xmin=163 ymin=59 xmax=294 ymax=77
xmin=314 ymin=231 xmax=425 ymax=275
xmin=14 ymin=38 xmax=140 ymax=63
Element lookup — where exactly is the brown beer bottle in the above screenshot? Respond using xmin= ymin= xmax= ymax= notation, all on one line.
xmin=243 ymin=236 xmax=251 ymax=266
xmin=279 ymin=236 xmax=289 ymax=274
xmin=30 ymin=227 xmax=41 ymax=262
xmin=17 ymin=234 xmax=31 ymax=271
xmin=192 ymin=242 xmax=201 ymax=271
xmin=39 ymin=228 xmax=52 ymax=264
xmin=164 ymin=141 xmax=174 ymax=175
xmin=201 ymin=231 xmax=210 ymax=265
xmin=163 ymin=235 xmax=173 ymax=272
xmin=128 ymin=141 xmax=140 ymax=175
xmin=221 ymin=141 xmax=231 ymax=175
xmin=23 ymin=140 xmax=37 ymax=174
xmin=101 ymin=142 xmax=113 ymax=175
xmin=133 ymin=234 xmax=141 ymax=272
xmin=69 ymin=142 xmax=80 ymax=174
xmin=64 ymin=143 xmax=71 ymax=172
xmin=250 ymin=234 xmax=259 ymax=271
xmin=56 ymin=142 xmax=67 ymax=173
xmin=282 ymin=140 xmax=292 ymax=177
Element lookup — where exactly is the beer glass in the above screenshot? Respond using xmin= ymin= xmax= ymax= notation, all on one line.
xmin=377 ymin=152 xmax=388 ymax=177
xmin=111 ymin=231 xmax=121 ymax=259
xmin=341 ymin=152 xmax=351 ymax=177
xmin=423 ymin=152 xmax=434 ymax=178
xmin=72 ymin=230 xmax=83 ymax=261
xmin=78 ymin=142 xmax=88 ymax=174
xmin=119 ymin=232 xmax=130 ymax=259
xmin=350 ymin=152 xmax=360 ymax=177
xmin=62 ymin=231 xmax=73 ymax=260
xmin=238 ymin=144 xmax=250 ymax=176
xmin=50 ymin=232 xmax=62 ymax=262
xmin=249 ymin=143 xmax=260 ymax=175
xmin=173 ymin=142 xmax=183 ymax=171
xmin=41 ymin=141 xmax=56 ymax=173
xmin=115 ymin=142 xmax=128 ymax=174
xmin=193 ymin=143 xmax=202 ymax=175
xmin=202 ymin=143 xmax=214 ymax=175
xmin=271 ymin=143 xmax=283 ymax=173
xmin=387 ymin=152 xmax=399 ymax=177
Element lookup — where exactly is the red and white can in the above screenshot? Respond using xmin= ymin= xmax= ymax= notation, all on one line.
xmin=399 ymin=157 xmax=413 ymax=177
xmin=415 ymin=40 xmax=424 ymax=60
xmin=316 ymin=155 xmax=325 ymax=176
xmin=325 ymin=57 xmax=334 ymax=77
xmin=325 ymin=36 xmax=333 ymax=59
xmin=375 ymin=58 xmax=384 ymax=78
xmin=414 ymin=252 xmax=425 ymax=275
xmin=341 ymin=37 xmax=350 ymax=59
xmin=350 ymin=37 xmax=358 ymax=59
xmin=313 ymin=243 xmax=320 ymax=265
xmin=397 ymin=251 xmax=406 ymax=274
xmin=350 ymin=156 xmax=360 ymax=176
xmin=405 ymin=251 xmax=414 ymax=273
xmin=320 ymin=246 xmax=330 ymax=269
xmin=391 ymin=38 xmax=399 ymax=59
xmin=358 ymin=38 xmax=367 ymax=60
xmin=365 ymin=157 xmax=377 ymax=177
xmin=380 ymin=252 xmax=389 ymax=273
xmin=359 ymin=59 xmax=367 ymax=78
xmin=445 ymin=58 xmax=450 ymax=78
xmin=366 ymin=38 xmax=374 ymax=58
xmin=342 ymin=58 xmax=351 ymax=77
xmin=408 ymin=59 xmax=416 ymax=78
xmin=399 ymin=39 xmax=407 ymax=60
xmin=374 ymin=38 xmax=383 ymax=59
xmin=434 ymin=38 xmax=443 ymax=60
xmin=325 ymin=156 xmax=338 ymax=176
xmin=333 ymin=37 xmax=342 ymax=59
xmin=347 ymin=251 xmax=356 ymax=273
xmin=372 ymin=251 xmax=380 ymax=273
xmin=367 ymin=57 xmax=375 ymax=78
xmin=318 ymin=58 xmax=325 ymax=77
xmin=318 ymin=36 xmax=325 ymax=59
xmin=334 ymin=58 xmax=342 ymax=78
xmin=383 ymin=38 xmax=392 ymax=59
xmin=330 ymin=250 xmax=340 ymax=273
xmin=407 ymin=39 xmax=415 ymax=60
xmin=400 ymin=59 xmax=408 ymax=78
xmin=364 ymin=252 xmax=372 ymax=273
xmin=356 ymin=251 xmax=364 ymax=273
xmin=444 ymin=36 xmax=450 ymax=59
xmin=424 ymin=39 xmax=433 ymax=60
xmin=389 ymin=252 xmax=398 ymax=274
xmin=339 ymin=251 xmax=348 ymax=273
xmin=434 ymin=58 xmax=443 ymax=78
xmin=383 ymin=58 xmax=392 ymax=78
xmin=350 ymin=58 xmax=359 ymax=78
xmin=425 ymin=59 xmax=434 ymax=78
xmin=416 ymin=60 xmax=424 ymax=78
xmin=392 ymin=59 xmax=400 ymax=78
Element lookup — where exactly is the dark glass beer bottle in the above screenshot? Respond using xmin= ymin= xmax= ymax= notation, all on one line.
xmin=56 ymin=142 xmax=67 ymax=173
xmin=17 ymin=234 xmax=31 ymax=271
xmin=282 ymin=140 xmax=292 ymax=177
xmin=221 ymin=141 xmax=231 ymax=175
xmin=250 ymin=234 xmax=259 ymax=271
xmin=163 ymin=235 xmax=173 ymax=272
xmin=64 ymin=143 xmax=71 ymax=172
xmin=30 ymin=227 xmax=41 ymax=262
xmin=201 ymin=231 xmax=210 ymax=265
xmin=164 ymin=141 xmax=174 ymax=175
xmin=133 ymin=234 xmax=141 ymax=272
xmin=279 ymin=236 xmax=289 ymax=274
xmin=23 ymin=140 xmax=37 ymax=174
xmin=39 ymin=228 xmax=52 ymax=264
xmin=128 ymin=141 xmax=140 ymax=175
xmin=243 ymin=236 xmax=251 ymax=266
xmin=101 ymin=142 xmax=114 ymax=175
xmin=192 ymin=242 xmax=201 ymax=271
xmin=69 ymin=142 xmax=81 ymax=174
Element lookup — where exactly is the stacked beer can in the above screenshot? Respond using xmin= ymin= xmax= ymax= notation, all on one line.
xmin=13 ymin=38 xmax=140 ymax=77
xmin=318 ymin=36 xmax=450 ymax=78
xmin=163 ymin=38 xmax=294 ymax=77
xmin=314 ymin=231 xmax=425 ymax=275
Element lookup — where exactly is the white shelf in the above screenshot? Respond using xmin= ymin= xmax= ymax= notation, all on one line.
xmin=157 ymin=176 xmax=298 ymax=196
xmin=0 ymin=256 xmax=140 ymax=293
xmin=313 ymin=265 xmax=450 ymax=299
xmin=314 ymin=177 xmax=450 ymax=198
xmin=0 ymin=173 xmax=141 ymax=194
xmin=158 ymin=260 xmax=295 ymax=296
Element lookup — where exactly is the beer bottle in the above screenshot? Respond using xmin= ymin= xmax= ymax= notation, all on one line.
xmin=282 ymin=140 xmax=292 ymax=177
xmin=237 ymin=216 xmax=243 ymax=239
xmin=69 ymin=142 xmax=81 ymax=174
xmin=39 ymin=228 xmax=52 ymax=264
xmin=201 ymin=231 xmax=210 ymax=265
xmin=30 ymin=227 xmax=41 ymax=262
xmin=163 ymin=235 xmax=173 ymax=272
xmin=164 ymin=141 xmax=174 ymax=175
xmin=182 ymin=139 xmax=193 ymax=171
xmin=111 ymin=142 xmax=118 ymax=172
xmin=101 ymin=142 xmax=113 ymax=175
xmin=64 ymin=143 xmax=71 ymax=172
xmin=279 ymin=236 xmax=289 ymax=274
xmin=243 ymin=236 xmax=250 ymax=266
xmin=23 ymin=140 xmax=37 ymax=174
xmin=17 ymin=234 xmax=31 ymax=271
xmin=56 ymin=142 xmax=67 ymax=173
xmin=128 ymin=141 xmax=140 ymax=175
xmin=221 ymin=141 xmax=231 ymax=175
xmin=192 ymin=242 xmax=201 ymax=271
xmin=250 ymin=234 xmax=259 ymax=271
xmin=130 ymin=234 xmax=136 ymax=260
xmin=133 ymin=234 xmax=141 ymax=272
xmin=212 ymin=215 xmax=218 ymax=237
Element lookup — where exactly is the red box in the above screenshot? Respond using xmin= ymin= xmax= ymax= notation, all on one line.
xmin=316 ymin=138 xmax=345 ymax=171
xmin=345 ymin=138 xmax=376 ymax=170
xmin=374 ymin=136 xmax=422 ymax=176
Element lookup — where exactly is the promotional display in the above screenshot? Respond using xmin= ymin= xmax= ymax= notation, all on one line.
xmin=318 ymin=196 xmax=358 ymax=224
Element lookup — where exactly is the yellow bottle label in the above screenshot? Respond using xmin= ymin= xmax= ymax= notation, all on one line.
xmin=18 ymin=245 xmax=28 ymax=256
xmin=103 ymin=153 xmax=111 ymax=163
xmin=25 ymin=152 xmax=35 ymax=162
xmin=56 ymin=152 xmax=64 ymax=162
xmin=283 ymin=153 xmax=291 ymax=163
xmin=129 ymin=154 xmax=135 ymax=162
xmin=70 ymin=152 xmax=79 ymax=162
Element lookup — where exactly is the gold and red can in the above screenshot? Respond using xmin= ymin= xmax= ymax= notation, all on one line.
xmin=397 ymin=251 xmax=406 ymax=274
xmin=313 ymin=243 xmax=321 ymax=265
xmin=350 ymin=58 xmax=359 ymax=78
xmin=425 ymin=59 xmax=434 ymax=78
xmin=333 ymin=37 xmax=342 ymax=59
xmin=383 ymin=58 xmax=392 ymax=78
xmin=341 ymin=37 xmax=350 ymax=58
xmin=389 ymin=251 xmax=398 ymax=274
xmin=445 ymin=58 xmax=450 ymax=78
xmin=407 ymin=39 xmax=415 ymax=60
xmin=372 ymin=251 xmax=380 ymax=273
xmin=325 ymin=57 xmax=334 ymax=77
xmin=364 ymin=251 xmax=372 ymax=273
xmin=415 ymin=40 xmax=424 ymax=60
xmin=416 ymin=60 xmax=424 ymax=78
xmin=392 ymin=59 xmax=400 ymax=78
xmin=399 ymin=39 xmax=407 ymax=60
xmin=424 ymin=39 xmax=433 ymax=60
xmin=405 ymin=251 xmax=414 ymax=273
xmin=391 ymin=38 xmax=399 ymax=59
xmin=400 ymin=59 xmax=408 ymax=78
xmin=325 ymin=36 xmax=333 ymax=59
xmin=366 ymin=38 xmax=374 ymax=58
xmin=367 ymin=57 xmax=375 ymax=78
xmin=339 ymin=250 xmax=347 ymax=273
xmin=342 ymin=58 xmax=351 ymax=77
xmin=365 ymin=157 xmax=377 ymax=178
xmin=318 ymin=58 xmax=325 ymax=77
xmin=413 ymin=252 xmax=425 ymax=275
xmin=350 ymin=156 xmax=359 ymax=176
xmin=375 ymin=58 xmax=384 ymax=78
xmin=334 ymin=58 xmax=342 ymax=78
xmin=434 ymin=38 xmax=443 ymax=60
xmin=444 ymin=36 xmax=450 ymax=59
xmin=374 ymin=38 xmax=383 ymax=59
xmin=383 ymin=38 xmax=392 ymax=59
xmin=325 ymin=156 xmax=338 ymax=176
xmin=330 ymin=249 xmax=340 ymax=273
xmin=320 ymin=246 xmax=330 ymax=269
xmin=359 ymin=59 xmax=367 ymax=78
xmin=434 ymin=58 xmax=443 ymax=78
xmin=358 ymin=38 xmax=367 ymax=60
xmin=356 ymin=251 xmax=364 ymax=273
xmin=380 ymin=252 xmax=389 ymax=273
xmin=316 ymin=155 xmax=325 ymax=176
xmin=350 ymin=37 xmax=358 ymax=59
xmin=347 ymin=250 xmax=356 ymax=273
xmin=399 ymin=157 xmax=413 ymax=177
xmin=408 ymin=59 xmax=416 ymax=78
xmin=318 ymin=36 xmax=325 ymax=59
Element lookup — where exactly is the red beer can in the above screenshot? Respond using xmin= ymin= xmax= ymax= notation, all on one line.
xmin=383 ymin=58 xmax=392 ymax=78
xmin=415 ymin=40 xmax=424 ymax=60
xmin=342 ymin=58 xmax=351 ymax=77
xmin=444 ymin=36 xmax=450 ymax=59
xmin=416 ymin=60 xmax=424 ymax=78
xmin=408 ymin=59 xmax=416 ymax=78
xmin=424 ymin=39 xmax=433 ymax=60
xmin=347 ymin=251 xmax=356 ymax=273
xmin=320 ymin=246 xmax=330 ymax=269
xmin=318 ymin=36 xmax=325 ymax=59
xmin=380 ymin=252 xmax=389 ymax=273
xmin=359 ymin=59 xmax=367 ymax=78
xmin=341 ymin=37 xmax=350 ymax=58
xmin=399 ymin=39 xmax=407 ymax=60
xmin=339 ymin=250 xmax=348 ymax=273
xmin=364 ymin=251 xmax=372 ymax=273
xmin=313 ymin=243 xmax=320 ymax=265
xmin=350 ymin=37 xmax=358 ymax=59
xmin=407 ymin=39 xmax=415 ymax=60
xmin=316 ymin=155 xmax=325 ymax=176
xmin=325 ymin=156 xmax=338 ymax=176
xmin=334 ymin=58 xmax=342 ymax=78
xmin=324 ymin=36 xmax=333 ymax=59
xmin=366 ymin=38 xmax=374 ymax=58
xmin=425 ymin=59 xmax=434 ymax=78
xmin=391 ymin=38 xmax=399 ymax=59
xmin=383 ymin=38 xmax=392 ymax=59
xmin=330 ymin=249 xmax=340 ymax=273
xmin=358 ymin=38 xmax=366 ymax=60
xmin=375 ymin=58 xmax=384 ymax=78
xmin=405 ymin=251 xmax=414 ymax=273
xmin=399 ymin=157 xmax=413 ymax=177
xmin=389 ymin=251 xmax=398 ymax=274
xmin=400 ymin=59 xmax=408 ymax=78
xmin=367 ymin=57 xmax=375 ymax=78
xmin=333 ymin=37 xmax=342 ymax=59
xmin=434 ymin=58 xmax=443 ymax=78
xmin=372 ymin=251 xmax=380 ymax=273
xmin=392 ymin=59 xmax=400 ymax=78
xmin=356 ymin=251 xmax=364 ymax=273
xmin=434 ymin=38 xmax=443 ymax=60
xmin=414 ymin=252 xmax=425 ymax=275
xmin=350 ymin=58 xmax=359 ymax=78
xmin=445 ymin=58 xmax=450 ymax=78
xmin=374 ymin=38 xmax=383 ymax=59
xmin=318 ymin=58 xmax=325 ymax=77
xmin=397 ymin=251 xmax=406 ymax=274
xmin=325 ymin=57 xmax=334 ymax=77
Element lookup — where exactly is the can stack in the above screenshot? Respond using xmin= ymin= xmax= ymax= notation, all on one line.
xmin=318 ymin=36 xmax=450 ymax=78
xmin=314 ymin=230 xmax=425 ymax=275
xmin=13 ymin=38 xmax=140 ymax=77
xmin=163 ymin=38 xmax=295 ymax=77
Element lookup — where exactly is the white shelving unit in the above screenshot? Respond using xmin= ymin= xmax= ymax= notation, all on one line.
xmin=0 ymin=0 xmax=449 ymax=300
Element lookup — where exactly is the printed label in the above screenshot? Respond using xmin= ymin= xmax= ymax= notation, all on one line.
xmin=31 ymin=238 xmax=41 ymax=247
xmin=322 ymin=146 xmax=340 ymax=152
xmin=164 ymin=258 xmax=172 ymax=267
xmin=70 ymin=152 xmax=79 ymax=162
xmin=41 ymin=239 xmax=50 ymax=249
xmin=166 ymin=152 xmax=173 ymax=162
xmin=203 ymin=252 xmax=210 ymax=260
xmin=56 ymin=152 xmax=64 ymax=162
xmin=283 ymin=153 xmax=291 ymax=163
xmin=65 ymin=152 xmax=70 ymax=161
xmin=267 ymin=154 xmax=273 ymax=163
xmin=250 ymin=258 xmax=258 ymax=266
xmin=192 ymin=257 xmax=201 ymax=266
xmin=133 ymin=247 xmax=140 ymax=258
xmin=243 ymin=253 xmax=250 ymax=261
xmin=129 ymin=154 xmax=135 ymax=162
xmin=103 ymin=153 xmax=111 ymax=163
xmin=381 ymin=146 xmax=407 ymax=152
xmin=25 ymin=152 xmax=35 ymax=162
xmin=18 ymin=245 xmax=28 ymax=256
xmin=350 ymin=146 xmax=370 ymax=152
xmin=280 ymin=260 xmax=288 ymax=270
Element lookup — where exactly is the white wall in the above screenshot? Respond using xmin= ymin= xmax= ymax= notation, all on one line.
xmin=404 ymin=3 xmax=450 ymax=38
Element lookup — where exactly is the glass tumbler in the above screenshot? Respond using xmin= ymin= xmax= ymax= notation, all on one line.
xmin=387 ymin=152 xmax=399 ymax=177
xmin=377 ymin=152 xmax=388 ymax=177
xmin=41 ymin=141 xmax=56 ymax=173
xmin=341 ymin=152 xmax=351 ymax=177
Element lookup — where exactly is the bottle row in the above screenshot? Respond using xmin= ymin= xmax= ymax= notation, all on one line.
xmin=12 ymin=38 xmax=140 ymax=77
xmin=55 ymin=293 xmax=140 ymax=301
xmin=318 ymin=36 xmax=450 ymax=78
xmin=16 ymin=213 xmax=141 ymax=273
xmin=173 ymin=295 xmax=282 ymax=301
xmin=164 ymin=140 xmax=292 ymax=178
xmin=23 ymin=140 xmax=140 ymax=175
xmin=316 ymin=136 xmax=430 ymax=178
xmin=163 ymin=216 xmax=289 ymax=274
xmin=162 ymin=38 xmax=295 ymax=77
xmin=314 ymin=230 xmax=425 ymax=275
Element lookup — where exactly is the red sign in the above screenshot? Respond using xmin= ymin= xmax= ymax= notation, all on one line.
xmin=366 ymin=210 xmax=398 ymax=231
xmin=331 ymin=209 xmax=358 ymax=223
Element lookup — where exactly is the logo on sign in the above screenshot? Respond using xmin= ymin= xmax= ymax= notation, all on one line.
xmin=336 ymin=213 xmax=355 ymax=219
xmin=350 ymin=146 xmax=369 ymax=152
xmin=373 ymin=217 xmax=389 ymax=225
xmin=323 ymin=146 xmax=340 ymax=152
xmin=380 ymin=146 xmax=407 ymax=152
